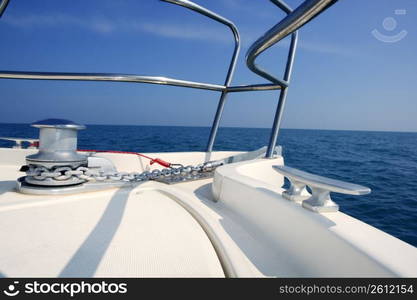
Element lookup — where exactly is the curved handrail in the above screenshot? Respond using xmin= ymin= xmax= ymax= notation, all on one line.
xmin=161 ymin=0 xmax=240 ymax=87
xmin=246 ymin=0 xmax=337 ymax=85
xmin=161 ymin=1 xmax=241 ymax=153
xmin=0 ymin=0 xmax=9 ymax=17
xmin=0 ymin=70 xmax=284 ymax=93
xmin=0 ymin=0 xmax=240 ymax=93
xmin=0 ymin=71 xmax=225 ymax=91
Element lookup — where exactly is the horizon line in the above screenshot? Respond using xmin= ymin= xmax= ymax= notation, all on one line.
xmin=0 ymin=122 xmax=416 ymax=134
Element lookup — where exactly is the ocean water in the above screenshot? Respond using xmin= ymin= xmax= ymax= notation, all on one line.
xmin=1 ymin=123 xmax=416 ymax=247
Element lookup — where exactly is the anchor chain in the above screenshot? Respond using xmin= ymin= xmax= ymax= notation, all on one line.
xmin=25 ymin=160 xmax=224 ymax=184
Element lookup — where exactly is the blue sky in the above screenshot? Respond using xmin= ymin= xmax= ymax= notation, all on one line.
xmin=0 ymin=0 xmax=416 ymax=131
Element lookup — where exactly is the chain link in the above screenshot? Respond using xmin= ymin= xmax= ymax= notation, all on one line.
xmin=25 ymin=160 xmax=224 ymax=184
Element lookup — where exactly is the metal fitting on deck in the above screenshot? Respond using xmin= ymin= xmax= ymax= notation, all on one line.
xmin=25 ymin=119 xmax=88 ymax=186
xmin=273 ymin=165 xmax=371 ymax=213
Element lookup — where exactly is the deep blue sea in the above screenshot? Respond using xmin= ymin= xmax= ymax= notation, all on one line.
xmin=1 ymin=123 xmax=417 ymax=247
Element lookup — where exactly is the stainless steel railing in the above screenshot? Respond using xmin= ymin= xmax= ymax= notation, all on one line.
xmin=163 ymin=0 xmax=241 ymax=153
xmin=0 ymin=71 xmax=226 ymax=91
xmin=247 ymin=0 xmax=338 ymax=157
xmin=0 ymin=0 xmax=9 ymax=18
xmin=247 ymin=0 xmax=337 ymax=85
xmin=0 ymin=0 xmax=338 ymax=157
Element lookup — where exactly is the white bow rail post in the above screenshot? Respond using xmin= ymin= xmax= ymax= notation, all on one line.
xmin=273 ymin=165 xmax=371 ymax=213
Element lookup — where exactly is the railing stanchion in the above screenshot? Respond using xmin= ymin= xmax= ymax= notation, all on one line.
xmin=266 ymin=31 xmax=298 ymax=158
xmin=206 ymin=91 xmax=228 ymax=154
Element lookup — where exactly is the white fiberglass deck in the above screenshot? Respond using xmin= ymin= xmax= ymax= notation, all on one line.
xmin=0 ymin=148 xmax=417 ymax=278
xmin=0 ymin=181 xmax=224 ymax=277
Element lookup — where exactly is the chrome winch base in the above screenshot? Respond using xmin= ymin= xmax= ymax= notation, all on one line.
xmin=24 ymin=165 xmax=90 ymax=187
xmin=18 ymin=159 xmax=225 ymax=195
xmin=18 ymin=137 xmax=278 ymax=194
xmin=17 ymin=177 xmax=131 ymax=195
xmin=24 ymin=119 xmax=88 ymax=186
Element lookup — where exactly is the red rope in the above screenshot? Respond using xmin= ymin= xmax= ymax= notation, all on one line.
xmin=78 ymin=149 xmax=172 ymax=168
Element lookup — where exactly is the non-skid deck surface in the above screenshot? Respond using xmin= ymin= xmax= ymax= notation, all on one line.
xmin=0 ymin=167 xmax=224 ymax=277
